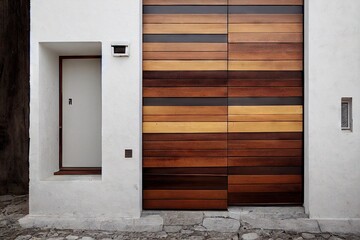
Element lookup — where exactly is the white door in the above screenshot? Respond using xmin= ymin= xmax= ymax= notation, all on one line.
xmin=62 ymin=58 xmax=101 ymax=167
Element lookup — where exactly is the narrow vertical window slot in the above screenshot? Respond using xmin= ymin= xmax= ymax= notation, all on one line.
xmin=341 ymin=97 xmax=352 ymax=131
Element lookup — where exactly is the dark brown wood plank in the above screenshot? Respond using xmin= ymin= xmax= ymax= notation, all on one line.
xmin=144 ymin=87 xmax=227 ymax=97
xmin=144 ymin=71 xmax=228 ymax=79
xmin=228 ymin=166 xmax=302 ymax=175
xmin=144 ymin=167 xmax=227 ymax=175
xmin=228 ymin=79 xmax=302 ymax=87
xmin=228 ymin=71 xmax=302 ymax=79
xmin=144 ymin=199 xmax=227 ymax=210
xmin=228 ymin=132 xmax=303 ymax=140
xmin=144 ymin=189 xmax=227 ymax=199
xmin=228 ymin=140 xmax=302 ymax=149
xmin=228 ymin=149 xmax=303 ymax=157
xmin=228 ymin=192 xmax=302 ymax=205
xmin=144 ymin=175 xmax=228 ymax=190
xmin=144 ymin=157 xmax=228 ymax=167
xmin=144 ymin=150 xmax=228 ymax=157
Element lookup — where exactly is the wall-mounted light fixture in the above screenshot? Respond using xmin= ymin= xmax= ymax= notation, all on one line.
xmin=111 ymin=42 xmax=129 ymax=57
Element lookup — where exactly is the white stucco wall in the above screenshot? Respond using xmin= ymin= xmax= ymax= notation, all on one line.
xmin=28 ymin=0 xmax=360 ymax=222
xmin=305 ymin=0 xmax=360 ymax=219
xmin=29 ymin=0 xmax=142 ymax=218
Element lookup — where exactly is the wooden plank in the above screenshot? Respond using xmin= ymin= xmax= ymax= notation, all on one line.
xmin=228 ymin=106 xmax=303 ymax=115
xmin=143 ymin=122 xmax=227 ymax=133
xmin=144 ymin=106 xmax=227 ymax=115
xmin=228 ymin=184 xmax=302 ymax=192
xmin=144 ymin=115 xmax=227 ymax=122
xmin=228 ymin=87 xmax=302 ymax=97
xmin=144 ymin=150 xmax=228 ymax=157
xmin=228 ymin=192 xmax=302 ymax=205
xmin=143 ymin=133 xmax=228 ymax=141
xmin=144 ymin=140 xmax=227 ymax=150
xmin=143 ymin=87 xmax=227 ymax=97
xmin=143 ymin=60 xmax=227 ymax=71
xmin=228 ymin=61 xmax=303 ymax=71
xmin=143 ymin=24 xmax=227 ymax=34
xmin=229 ymin=0 xmax=303 ymax=5
xmin=143 ymin=0 xmax=227 ymax=5
xmin=228 ymin=71 xmax=302 ymax=79
xmin=144 ymin=14 xmax=227 ymax=24
xmin=229 ymin=14 xmax=303 ymax=23
xmin=144 ymin=79 xmax=228 ymax=87
xmin=144 ymin=175 xmax=227 ymax=190
xmin=144 ymin=167 xmax=227 ymax=175
xmin=228 ymin=157 xmax=302 ymax=166
xmin=229 ymin=43 xmax=303 ymax=60
xmin=228 ymin=122 xmax=303 ymax=132
xmin=143 ymin=51 xmax=227 ymax=60
xmin=229 ymin=33 xmax=303 ymax=43
xmin=143 ymin=43 xmax=227 ymax=52
xmin=228 ymin=175 xmax=302 ymax=184
xmin=229 ymin=23 xmax=303 ymax=33
xmin=228 ymin=114 xmax=302 ymax=122
xmin=228 ymin=166 xmax=302 ymax=175
xmin=144 ymin=157 xmax=228 ymax=167
xmin=228 ymin=149 xmax=303 ymax=157
xmin=144 ymin=199 xmax=227 ymax=210
xmin=228 ymin=140 xmax=302 ymax=149
xmin=143 ymin=190 xmax=227 ymax=199
xmin=228 ymin=132 xmax=303 ymax=140
xmin=228 ymin=79 xmax=302 ymax=87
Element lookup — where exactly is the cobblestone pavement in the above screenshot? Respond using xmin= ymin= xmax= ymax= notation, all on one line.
xmin=1 ymin=195 xmax=359 ymax=240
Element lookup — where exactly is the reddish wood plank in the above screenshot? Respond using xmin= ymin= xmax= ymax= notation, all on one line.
xmin=144 ymin=199 xmax=227 ymax=210
xmin=144 ymin=140 xmax=227 ymax=150
xmin=228 ymin=157 xmax=302 ymax=167
xmin=144 ymin=190 xmax=227 ymax=199
xmin=144 ymin=87 xmax=227 ymax=97
xmin=144 ymin=157 xmax=228 ymax=167
xmin=228 ymin=149 xmax=303 ymax=157
xmin=228 ymin=140 xmax=302 ymax=149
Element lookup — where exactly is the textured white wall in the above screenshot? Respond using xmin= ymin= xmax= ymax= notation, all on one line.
xmin=305 ymin=0 xmax=360 ymax=219
xmin=30 ymin=0 xmax=142 ymax=218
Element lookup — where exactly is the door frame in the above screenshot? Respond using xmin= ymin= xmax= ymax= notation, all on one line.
xmin=57 ymin=55 xmax=102 ymax=175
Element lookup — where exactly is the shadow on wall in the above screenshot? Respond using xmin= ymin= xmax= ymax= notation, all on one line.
xmin=0 ymin=0 xmax=30 ymax=195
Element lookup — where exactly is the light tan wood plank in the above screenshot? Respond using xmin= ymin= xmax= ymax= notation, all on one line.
xmin=144 ymin=106 xmax=227 ymax=115
xmin=144 ymin=24 xmax=227 ymax=34
xmin=143 ymin=122 xmax=227 ymax=133
xmin=229 ymin=60 xmax=303 ymax=71
xmin=229 ymin=24 xmax=303 ymax=33
xmin=229 ymin=0 xmax=303 ymax=5
xmin=143 ymin=43 xmax=227 ymax=52
xmin=229 ymin=33 xmax=303 ymax=43
xmin=143 ymin=60 xmax=227 ymax=71
xmin=228 ymin=122 xmax=303 ymax=132
xmin=228 ymin=114 xmax=303 ymax=122
xmin=144 ymin=14 xmax=227 ymax=24
xmin=144 ymin=115 xmax=227 ymax=122
xmin=228 ymin=106 xmax=303 ymax=115
xmin=144 ymin=0 xmax=227 ymax=5
xmin=229 ymin=14 xmax=303 ymax=23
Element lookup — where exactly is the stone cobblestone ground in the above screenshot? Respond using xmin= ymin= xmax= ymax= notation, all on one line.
xmin=1 ymin=195 xmax=359 ymax=240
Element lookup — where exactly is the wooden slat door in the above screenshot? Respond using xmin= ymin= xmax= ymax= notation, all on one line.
xmin=142 ymin=0 xmax=304 ymax=209
xmin=227 ymin=0 xmax=304 ymax=205
xmin=142 ymin=0 xmax=229 ymax=210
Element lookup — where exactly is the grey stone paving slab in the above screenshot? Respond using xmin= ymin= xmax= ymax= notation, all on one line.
xmin=203 ymin=217 xmax=240 ymax=232
xmin=318 ymin=219 xmax=360 ymax=234
xmin=164 ymin=225 xmax=182 ymax=233
xmin=241 ymin=232 xmax=259 ymax=240
xmin=162 ymin=211 xmax=203 ymax=225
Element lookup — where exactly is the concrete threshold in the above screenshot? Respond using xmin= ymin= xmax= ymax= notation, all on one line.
xmin=20 ymin=207 xmax=360 ymax=234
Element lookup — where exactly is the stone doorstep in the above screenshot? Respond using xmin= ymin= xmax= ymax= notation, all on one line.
xmin=18 ymin=208 xmax=360 ymax=235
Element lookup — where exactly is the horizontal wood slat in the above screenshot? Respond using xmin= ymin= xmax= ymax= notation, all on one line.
xmin=228 ymin=114 xmax=302 ymax=122
xmin=228 ymin=192 xmax=302 ymax=205
xmin=228 ymin=184 xmax=302 ymax=192
xmin=144 ymin=157 xmax=228 ymax=167
xmin=144 ymin=87 xmax=227 ymax=97
xmin=143 ymin=60 xmax=228 ymax=71
xmin=143 ymin=200 xmax=227 ymax=210
xmin=143 ymin=0 xmax=227 ymax=5
xmin=229 ymin=0 xmax=303 ymax=5
xmin=228 ymin=149 xmax=302 ymax=157
xmin=144 ymin=106 xmax=227 ymax=115
xmin=144 ymin=133 xmax=228 ymax=141
xmin=228 ymin=122 xmax=303 ymax=132
xmin=228 ymin=87 xmax=303 ymax=97
xmin=228 ymin=140 xmax=302 ymax=149
xmin=228 ymin=106 xmax=302 ymax=115
xmin=229 ymin=23 xmax=303 ymax=33
xmin=228 ymin=175 xmax=302 ymax=184
xmin=229 ymin=14 xmax=303 ymax=23
xmin=143 ymin=122 xmax=228 ymax=133
xmin=144 ymin=14 xmax=227 ymax=24
xmin=144 ymin=140 xmax=227 ymax=150
xmin=143 ymin=43 xmax=228 ymax=52
xmin=144 ymin=24 xmax=227 ymax=34
xmin=228 ymin=61 xmax=303 ymax=71
xmin=228 ymin=157 xmax=302 ymax=166
xmin=144 ymin=115 xmax=227 ymax=122
xmin=143 ymin=51 xmax=228 ymax=60
xmin=229 ymin=33 xmax=303 ymax=43
xmin=144 ymin=190 xmax=227 ymax=199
